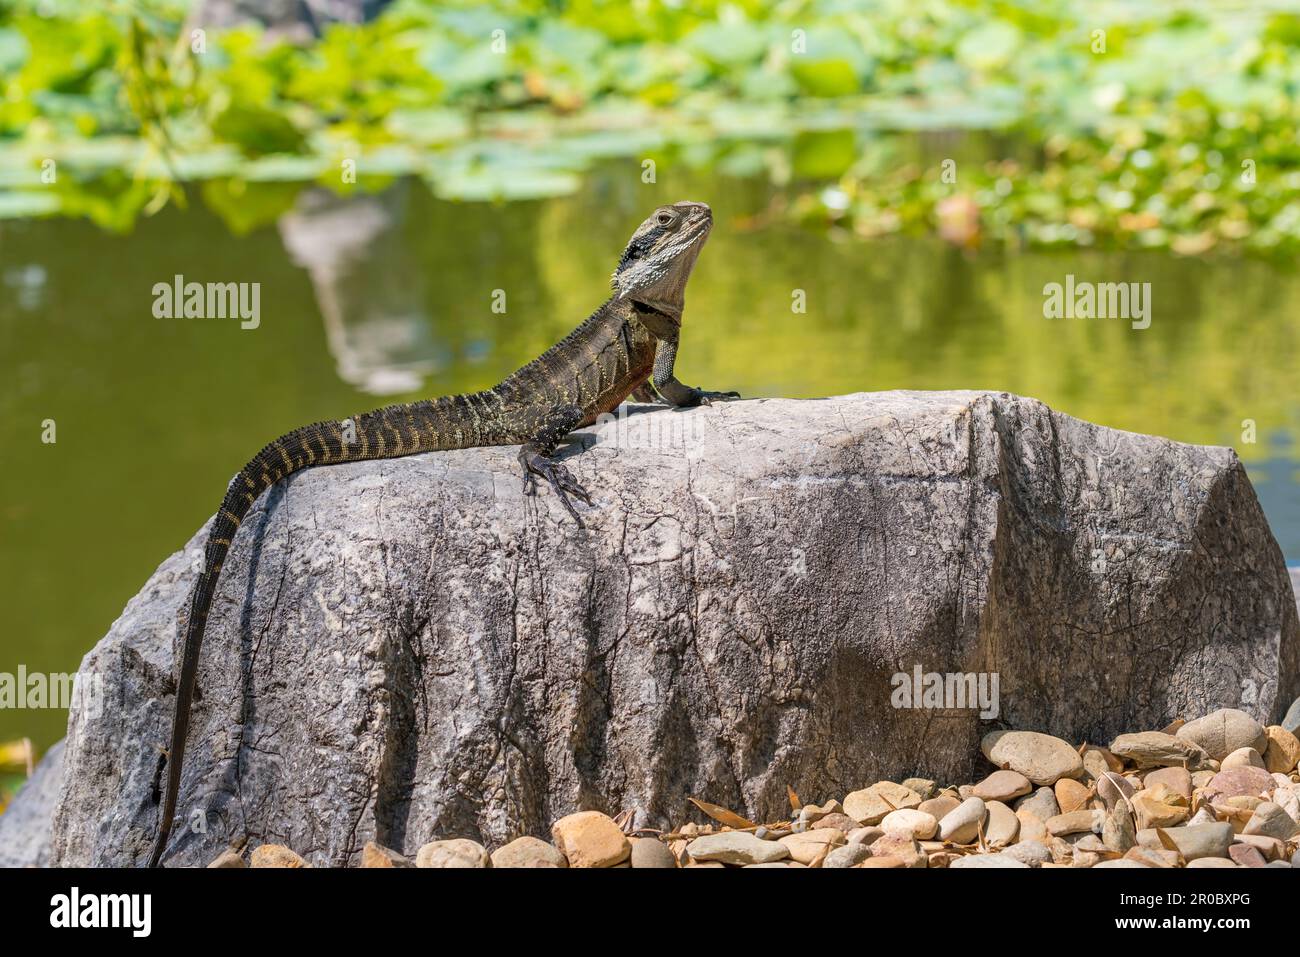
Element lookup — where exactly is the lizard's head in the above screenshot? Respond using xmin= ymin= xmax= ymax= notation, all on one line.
xmin=611 ymin=201 xmax=713 ymax=316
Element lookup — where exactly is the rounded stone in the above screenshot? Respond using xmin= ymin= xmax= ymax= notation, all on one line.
xmin=972 ymin=769 xmax=1033 ymax=802
xmin=1221 ymin=747 xmax=1265 ymax=770
xmin=881 ymin=808 xmax=939 ymax=840
xmin=416 ymin=839 xmax=491 ymax=868
xmin=1096 ymin=771 xmax=1136 ymax=810
xmin=1109 ymin=731 xmax=1210 ymax=769
xmin=1003 ymin=840 xmax=1052 ymax=866
xmin=982 ymin=730 xmax=1084 ymax=785
xmin=1242 ymin=801 xmax=1299 ymax=841
xmin=1159 ymin=822 xmax=1234 ymax=861
xmin=823 ymin=843 xmax=873 ymax=868
xmin=984 ymin=800 xmax=1020 ymax=847
xmin=250 ymin=844 xmax=310 ymax=868
xmin=686 ymin=831 xmax=790 ymax=865
xmin=1262 ymin=726 xmax=1300 ymax=774
xmin=629 ymin=837 xmax=677 ymax=869
xmin=1204 ymin=766 xmax=1276 ymax=802
xmin=938 ymin=796 xmax=987 ymax=844
xmin=918 ymin=796 xmax=961 ymax=820
xmin=1054 ymin=777 xmax=1091 ymax=814
xmin=949 ymin=853 xmax=1029 ymax=868
xmin=550 ymin=811 xmax=631 ymax=868
xmin=491 ymin=836 xmax=567 ymax=868
xmin=1142 ymin=766 xmax=1191 ymax=800
xmin=777 ymin=827 xmax=845 ymax=865
xmin=1176 ymin=708 xmax=1268 ymax=761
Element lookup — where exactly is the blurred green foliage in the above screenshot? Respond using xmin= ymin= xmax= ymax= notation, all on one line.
xmin=0 ymin=0 xmax=1298 ymax=254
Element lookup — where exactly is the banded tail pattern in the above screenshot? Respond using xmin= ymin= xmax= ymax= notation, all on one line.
xmin=148 ymin=392 xmax=509 ymax=867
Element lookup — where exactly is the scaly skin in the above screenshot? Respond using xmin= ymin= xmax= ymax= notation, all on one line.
xmin=147 ymin=200 xmax=738 ymax=866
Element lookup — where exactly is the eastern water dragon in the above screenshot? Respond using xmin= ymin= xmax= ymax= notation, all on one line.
xmin=147 ymin=200 xmax=738 ymax=866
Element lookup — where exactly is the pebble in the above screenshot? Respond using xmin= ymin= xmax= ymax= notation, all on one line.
xmin=1016 ymin=814 xmax=1048 ymax=844
xmin=1108 ymin=731 xmax=1210 ymax=769
xmin=1131 ymin=786 xmax=1190 ymax=829
xmin=1273 ymin=785 xmax=1300 ymax=823
xmin=869 ymin=833 xmax=926 ymax=868
xmin=250 ymin=844 xmax=309 ymax=868
xmin=847 ymin=826 xmax=884 ymax=846
xmin=938 ymin=796 xmax=987 ymax=844
xmin=627 ymin=838 xmax=676 ymax=869
xmin=1282 ymin=695 xmax=1300 ymax=735
xmin=1054 ymin=777 xmax=1091 ymax=814
xmin=1102 ymin=799 xmax=1136 ymax=853
xmin=984 ymin=800 xmax=1019 ymax=847
xmin=416 ymin=839 xmax=491 ymax=869
xmin=1186 ymin=857 xmax=1239 ymax=868
xmin=1160 ymin=822 xmax=1234 ymax=861
xmin=981 ymin=730 xmax=1084 ymax=785
xmin=1095 ymin=771 xmax=1135 ymax=810
xmin=861 ymin=856 xmax=905 ymax=868
xmin=361 ymin=841 xmax=414 ymax=868
xmin=1204 ymin=766 xmax=1276 ymax=802
xmin=207 ymin=849 xmax=246 ymax=868
xmin=1262 ymin=725 xmax=1300 ymax=773
xmin=778 ymin=827 xmax=845 ymax=865
xmin=814 ymin=812 xmax=859 ymax=834
xmin=1142 ymin=766 xmax=1192 ymax=800
xmin=843 ymin=787 xmax=893 ymax=825
xmin=490 ymin=836 xmax=567 ymax=868
xmin=1003 ymin=841 xmax=1052 ymax=866
xmin=880 ymin=808 xmax=938 ymax=840
xmin=1124 ymin=846 xmax=1181 ymax=868
xmin=1220 ymin=746 xmax=1265 ymax=770
xmin=1233 ymin=833 xmax=1285 ymax=861
xmin=972 ymin=769 xmax=1033 ymax=802
xmin=872 ymin=781 xmax=924 ymax=810
xmin=901 ymin=777 xmax=938 ymax=800
xmin=918 ymin=796 xmax=960 ymax=820
xmin=687 ymin=831 xmax=790 ymax=865
xmin=1176 ymin=708 xmax=1267 ymax=761
xmin=1242 ymin=801 xmax=1298 ymax=841
xmin=949 ymin=853 xmax=1029 ymax=868
xmin=1228 ymin=844 xmax=1267 ymax=867
xmin=798 ymin=799 xmax=843 ymax=824
xmin=550 ymin=812 xmax=630 ymax=868
xmin=1014 ymin=786 xmax=1060 ymax=821
xmin=1094 ymin=859 xmax=1149 ymax=868
xmin=1046 ymin=810 xmax=1102 ymax=836
xmin=823 ymin=843 xmax=872 ymax=868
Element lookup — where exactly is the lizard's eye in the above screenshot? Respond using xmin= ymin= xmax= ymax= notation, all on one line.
xmin=656 ymin=213 xmax=673 ymax=226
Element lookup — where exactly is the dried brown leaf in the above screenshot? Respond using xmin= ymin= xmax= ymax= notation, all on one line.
xmin=688 ymin=797 xmax=758 ymax=831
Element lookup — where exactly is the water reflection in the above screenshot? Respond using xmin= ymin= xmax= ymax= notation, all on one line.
xmin=278 ymin=182 xmax=447 ymax=395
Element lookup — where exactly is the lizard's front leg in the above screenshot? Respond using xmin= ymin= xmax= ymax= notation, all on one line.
xmin=518 ymin=403 xmax=593 ymax=525
xmin=652 ymin=334 xmax=741 ymax=408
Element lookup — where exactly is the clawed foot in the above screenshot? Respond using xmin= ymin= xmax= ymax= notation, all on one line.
xmin=519 ymin=450 xmax=593 ymax=525
xmin=683 ymin=387 xmax=741 ymax=408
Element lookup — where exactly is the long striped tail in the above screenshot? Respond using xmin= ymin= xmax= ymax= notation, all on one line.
xmin=147 ymin=395 xmax=504 ymax=866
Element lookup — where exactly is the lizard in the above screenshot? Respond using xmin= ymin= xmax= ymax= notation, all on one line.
xmin=146 ymin=200 xmax=739 ymax=866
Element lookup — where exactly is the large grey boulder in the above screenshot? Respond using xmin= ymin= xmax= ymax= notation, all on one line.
xmin=0 ymin=740 xmax=64 ymax=867
xmin=45 ymin=392 xmax=1300 ymax=866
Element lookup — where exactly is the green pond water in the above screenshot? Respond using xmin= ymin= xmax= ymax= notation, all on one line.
xmin=2 ymin=165 xmax=1298 ymax=750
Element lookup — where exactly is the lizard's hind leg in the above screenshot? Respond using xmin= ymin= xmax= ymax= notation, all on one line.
xmin=518 ymin=404 xmax=593 ymax=524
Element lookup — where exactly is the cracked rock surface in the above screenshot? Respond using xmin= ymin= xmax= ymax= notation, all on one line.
xmin=40 ymin=391 xmax=1300 ymax=866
